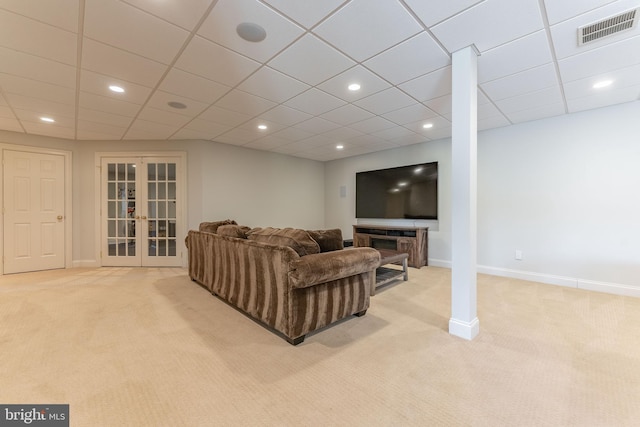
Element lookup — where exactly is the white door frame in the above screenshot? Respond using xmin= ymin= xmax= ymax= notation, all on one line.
xmin=94 ymin=151 xmax=187 ymax=267
xmin=0 ymin=143 xmax=73 ymax=275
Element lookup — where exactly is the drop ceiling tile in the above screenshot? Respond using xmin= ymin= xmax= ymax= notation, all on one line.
xmin=495 ymin=85 xmax=564 ymax=113
xmin=125 ymin=119 xmax=181 ymax=139
xmin=431 ymin=0 xmax=544 ymax=53
xmin=355 ymin=88 xmax=416 ymax=115
xmin=270 ymin=127 xmax=314 ymax=141
xmin=505 ymin=102 xmax=566 ymax=123
xmin=0 ymin=117 xmax=24 ymax=133
xmin=0 ymin=0 xmax=79 ymax=32
xmin=198 ymin=0 xmax=304 ymax=63
xmin=558 ymin=35 xmax=640 ymax=82
xmin=146 ymin=91 xmax=209 ymax=117
xmin=82 ymin=39 xmax=167 ymax=87
xmin=80 ymin=70 xmax=152 ymax=104
xmin=391 ymin=133 xmax=429 ymax=146
xmin=123 ymin=0 xmax=214 ymax=30
xmin=214 ymin=127 xmax=261 ymax=145
xmin=550 ymin=0 xmax=640 ymax=60
xmin=0 ymin=104 xmax=14 ymax=119
xmin=481 ymin=63 xmax=559 ymax=101
xmin=423 ymin=126 xmax=452 ymax=141
xmin=258 ymin=105 xmax=312 ymax=126
xmin=404 ymin=116 xmax=451 ymax=135
xmin=317 ymin=65 xmax=390 ymax=102
xmin=137 ymin=106 xmax=194 ymax=127
xmin=0 ymin=9 xmax=77 ymax=65
xmin=263 ymin=0 xmax=345 ymax=29
xmin=198 ymin=105 xmax=252 ymax=127
xmin=76 ymin=129 xmax=124 ymax=140
xmin=543 ymin=0 xmax=617 ymax=25
xmin=8 ymin=95 xmax=75 ymax=119
xmin=564 ymin=63 xmax=640 ymax=100
xmin=0 ymin=74 xmax=75 ymax=106
xmin=283 ymin=88 xmax=346 ymax=115
xmin=237 ymin=67 xmax=310 ymax=103
xmin=364 ymin=33 xmax=451 ymax=85
xmin=0 ymin=47 xmax=76 ymax=88
xmin=478 ymin=114 xmax=511 ymax=131
xmin=79 ymin=91 xmax=142 ymax=117
xmin=293 ymin=117 xmax=341 ymax=134
xmin=182 ymin=118 xmax=232 ymax=137
xmin=566 ymin=83 xmax=640 ymax=113
xmin=159 ymin=68 xmax=230 ymax=104
xmin=238 ymin=118 xmax=286 ymax=135
xmin=478 ymin=30 xmax=553 ymax=83
xmin=314 ymin=0 xmax=422 ymax=62
xmin=349 ymin=116 xmax=396 ymax=133
xmin=13 ymin=107 xmax=74 ymax=127
xmin=214 ymin=89 xmax=277 ymax=117
xmin=268 ymin=34 xmax=355 ymax=86
xmin=84 ymin=0 xmax=189 ymax=64
xmin=76 ymin=120 xmax=127 ymax=139
xmin=399 ymin=66 xmax=452 ymax=102
xmin=244 ymin=135 xmax=292 ymax=151
xmin=404 ymin=0 xmax=483 ymax=27
xmin=371 ymin=126 xmax=418 ymax=141
xmin=345 ymin=134 xmax=388 ymax=147
xmin=175 ymin=36 xmax=261 ymax=87
xmin=322 ymin=126 xmax=366 ymax=141
xmin=320 ymin=104 xmax=375 ymax=126
xmin=382 ymin=103 xmax=439 ymax=125
xmin=21 ymin=120 xmax=75 ymax=139
xmin=170 ymin=128 xmax=218 ymax=140
xmin=78 ymin=108 xmax=134 ymax=128
xmin=478 ymin=102 xmax=503 ymax=120
xmin=423 ymin=95 xmax=452 ymax=119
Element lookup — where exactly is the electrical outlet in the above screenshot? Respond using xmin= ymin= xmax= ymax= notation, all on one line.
xmin=515 ymin=250 xmax=523 ymax=260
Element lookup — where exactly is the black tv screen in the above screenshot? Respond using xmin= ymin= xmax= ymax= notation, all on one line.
xmin=356 ymin=162 xmax=438 ymax=220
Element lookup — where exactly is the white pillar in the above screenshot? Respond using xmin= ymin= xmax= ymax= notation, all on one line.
xmin=449 ymin=45 xmax=480 ymax=340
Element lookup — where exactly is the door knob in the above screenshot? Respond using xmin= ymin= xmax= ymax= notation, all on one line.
xmin=57 ymin=215 xmax=63 ymax=221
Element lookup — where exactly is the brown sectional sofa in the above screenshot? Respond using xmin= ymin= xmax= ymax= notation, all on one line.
xmin=186 ymin=220 xmax=381 ymax=345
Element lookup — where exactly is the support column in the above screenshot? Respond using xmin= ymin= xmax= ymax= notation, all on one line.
xmin=449 ymin=45 xmax=480 ymax=340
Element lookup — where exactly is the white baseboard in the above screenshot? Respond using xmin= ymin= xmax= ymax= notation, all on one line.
xmin=449 ymin=317 xmax=479 ymax=340
xmin=424 ymin=262 xmax=640 ymax=298
xmin=72 ymin=260 xmax=100 ymax=268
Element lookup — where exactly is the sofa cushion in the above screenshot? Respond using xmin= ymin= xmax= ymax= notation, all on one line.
xmin=307 ymin=229 xmax=344 ymax=252
xmin=217 ymin=224 xmax=251 ymax=239
xmin=247 ymin=227 xmax=320 ymax=257
xmin=199 ymin=219 xmax=237 ymax=234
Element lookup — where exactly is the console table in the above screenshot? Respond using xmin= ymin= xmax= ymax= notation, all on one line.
xmin=353 ymin=224 xmax=428 ymax=268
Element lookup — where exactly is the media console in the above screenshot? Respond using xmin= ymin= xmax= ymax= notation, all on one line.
xmin=352 ymin=225 xmax=428 ymax=268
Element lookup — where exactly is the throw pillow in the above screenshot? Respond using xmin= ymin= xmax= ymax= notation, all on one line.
xmin=247 ymin=227 xmax=320 ymax=257
xmin=199 ymin=219 xmax=237 ymax=234
xmin=217 ymin=224 xmax=251 ymax=239
xmin=307 ymin=229 xmax=344 ymax=252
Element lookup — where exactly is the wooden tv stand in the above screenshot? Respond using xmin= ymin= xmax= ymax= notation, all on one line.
xmin=353 ymin=225 xmax=428 ymax=268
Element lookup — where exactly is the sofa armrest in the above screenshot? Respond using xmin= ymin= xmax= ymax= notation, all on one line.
xmin=288 ymin=248 xmax=381 ymax=289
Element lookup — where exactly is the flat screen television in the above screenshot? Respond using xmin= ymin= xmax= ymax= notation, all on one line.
xmin=355 ymin=162 xmax=438 ymax=220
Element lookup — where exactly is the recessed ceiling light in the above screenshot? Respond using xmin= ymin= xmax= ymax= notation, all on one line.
xmin=109 ymin=85 xmax=125 ymax=93
xmin=167 ymin=101 xmax=187 ymax=109
xmin=398 ymin=181 xmax=408 ymax=186
xmin=422 ymin=123 xmax=434 ymax=129
xmin=237 ymin=22 xmax=267 ymax=42
xmin=348 ymin=83 xmax=361 ymax=91
xmin=593 ymin=80 xmax=613 ymax=89
xmin=257 ymin=124 xmax=268 ymax=130
xmin=336 ymin=144 xmax=344 ymax=150
xmin=40 ymin=117 xmax=55 ymax=123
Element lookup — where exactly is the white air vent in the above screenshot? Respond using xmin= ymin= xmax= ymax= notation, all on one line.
xmin=578 ymin=8 xmax=638 ymax=45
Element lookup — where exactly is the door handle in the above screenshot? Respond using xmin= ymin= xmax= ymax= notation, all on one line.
xmin=57 ymin=215 xmax=63 ymax=221
xmin=141 ymin=216 xmax=147 ymax=220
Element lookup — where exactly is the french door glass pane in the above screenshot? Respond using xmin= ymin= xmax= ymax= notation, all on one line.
xmin=106 ymin=162 xmax=136 ymax=257
xmin=147 ymin=162 xmax=176 ymax=258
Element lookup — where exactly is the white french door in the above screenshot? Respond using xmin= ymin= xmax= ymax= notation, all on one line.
xmin=101 ymin=156 xmax=182 ymax=267
xmin=3 ymin=150 xmax=66 ymax=274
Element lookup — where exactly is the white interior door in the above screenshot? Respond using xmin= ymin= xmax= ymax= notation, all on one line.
xmin=101 ymin=156 xmax=181 ymax=267
xmin=3 ymin=150 xmax=66 ymax=274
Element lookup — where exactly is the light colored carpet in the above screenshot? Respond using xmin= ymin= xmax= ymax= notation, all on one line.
xmin=1 ymin=266 xmax=639 ymax=426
